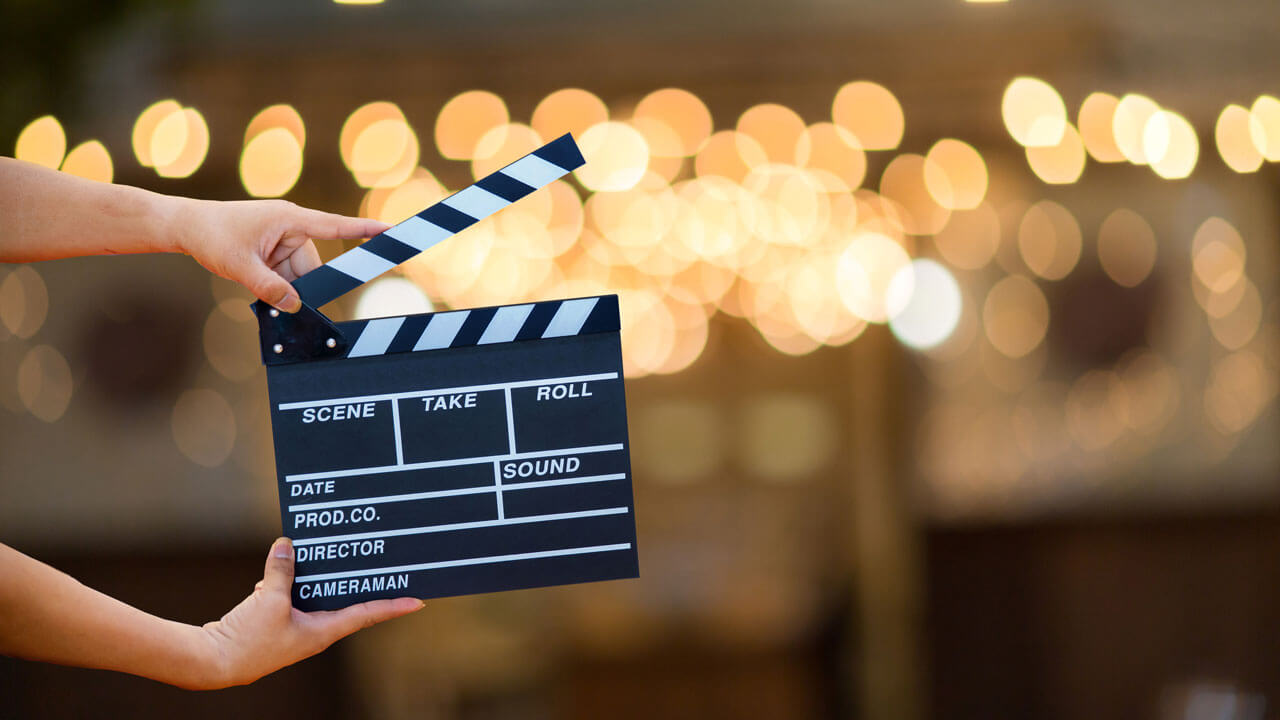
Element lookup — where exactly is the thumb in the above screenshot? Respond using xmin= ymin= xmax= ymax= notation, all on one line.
xmin=261 ymin=537 xmax=296 ymax=595
xmin=241 ymin=259 xmax=301 ymax=313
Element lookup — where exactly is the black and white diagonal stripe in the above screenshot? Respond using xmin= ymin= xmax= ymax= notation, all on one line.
xmin=336 ymin=295 xmax=619 ymax=360
xmin=293 ymin=133 xmax=586 ymax=309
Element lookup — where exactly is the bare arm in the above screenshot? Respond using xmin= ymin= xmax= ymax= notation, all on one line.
xmin=0 ymin=157 xmax=388 ymax=312
xmin=0 ymin=539 xmax=422 ymax=689
xmin=0 ymin=161 xmax=417 ymax=687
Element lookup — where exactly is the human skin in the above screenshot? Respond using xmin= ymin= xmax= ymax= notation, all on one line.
xmin=0 ymin=156 xmax=389 ymax=312
xmin=0 ymin=539 xmax=423 ymax=689
xmin=0 ymin=157 xmax=420 ymax=688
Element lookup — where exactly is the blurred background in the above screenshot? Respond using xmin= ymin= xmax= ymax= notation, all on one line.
xmin=2 ymin=0 xmax=1279 ymax=717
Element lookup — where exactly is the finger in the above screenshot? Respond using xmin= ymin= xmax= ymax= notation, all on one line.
xmin=267 ymin=240 xmax=320 ymax=283
xmin=240 ymin=259 xmax=301 ymax=313
xmin=308 ymin=597 xmax=423 ymax=640
xmin=260 ymin=537 xmax=296 ymax=596
xmin=290 ymin=240 xmax=322 ymax=279
xmin=264 ymin=235 xmax=304 ymax=269
xmin=296 ymin=209 xmax=390 ymax=241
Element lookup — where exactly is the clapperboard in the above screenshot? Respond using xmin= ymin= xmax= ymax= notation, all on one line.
xmin=253 ymin=134 xmax=638 ymax=611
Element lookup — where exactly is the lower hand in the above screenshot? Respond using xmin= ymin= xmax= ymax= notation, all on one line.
xmin=192 ymin=538 xmax=422 ymax=689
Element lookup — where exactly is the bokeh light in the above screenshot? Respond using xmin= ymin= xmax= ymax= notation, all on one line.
xmin=60 ymin=140 xmax=113 ymax=183
xmin=545 ymin=179 xmax=586 ymax=255
xmin=532 ymin=88 xmax=608 ymax=143
xmin=0 ymin=266 xmax=48 ymax=339
xmin=1198 ymin=271 xmax=1248 ymax=319
xmin=1143 ymin=110 xmax=1198 ymax=179
xmin=241 ymin=106 xmax=306 ymax=197
xmin=203 ymin=300 xmax=261 ymax=382
xmin=1191 ymin=217 xmax=1246 ymax=294
xmin=633 ymin=88 xmax=712 ymax=157
xmin=375 ymin=167 xmax=447 ymax=225
xmin=695 ymin=130 xmax=766 ymax=184
xmin=836 ymin=231 xmax=912 ymax=323
xmin=1001 ymin=77 xmax=1067 ymax=147
xmin=14 ymin=115 xmax=66 ymax=169
xmin=348 ymin=106 xmax=419 ymax=188
xmin=21 ymin=83 xmax=1275 ymax=484
xmin=888 ymin=259 xmax=963 ymax=350
xmin=1118 ymin=349 xmax=1179 ymax=435
xmin=587 ymin=186 xmax=669 ymax=258
xmin=152 ymin=107 xmax=210 ymax=178
xmin=737 ymin=103 xmax=806 ymax=164
xmin=1065 ymin=370 xmax=1127 ymax=450
xmin=131 ymin=99 xmax=182 ymax=167
xmin=149 ymin=108 xmax=189 ymax=168
xmin=1025 ymin=122 xmax=1086 ymax=184
xmin=1018 ymin=200 xmax=1081 ymax=281
xmin=1248 ymin=95 xmax=1280 ymax=162
xmin=17 ymin=345 xmax=73 ymax=423
xmin=1097 ymin=208 xmax=1157 ymax=288
xmin=1216 ymin=104 xmax=1264 ymax=173
xmin=1208 ymin=278 xmax=1261 ymax=351
xmin=741 ymin=163 xmax=828 ymax=246
xmin=654 ymin=298 xmax=710 ymax=375
xmin=832 ymin=81 xmax=904 ymax=151
xmin=794 ymin=123 xmax=866 ymax=192
xmin=1112 ymin=93 xmax=1160 ymax=164
xmin=471 ymin=123 xmax=543 ymax=180
xmin=575 ymin=121 xmax=650 ymax=192
xmin=1204 ymin=349 xmax=1271 ymax=434
xmin=618 ymin=288 xmax=677 ymax=376
xmin=240 ymin=127 xmax=303 ymax=197
xmin=1077 ymin=92 xmax=1125 ymax=162
xmin=245 ymin=104 xmax=305 ymax=148
xmin=435 ymin=90 xmax=508 ymax=161
xmin=171 ymin=389 xmax=236 ymax=467
xmin=983 ymin=274 xmax=1049 ymax=358
xmin=355 ymin=276 xmax=433 ymax=319
xmin=342 ymin=102 xmax=403 ymax=171
xmin=923 ymin=139 xmax=988 ymax=210
xmin=880 ymin=154 xmax=950 ymax=235
xmin=933 ymin=203 xmax=1000 ymax=270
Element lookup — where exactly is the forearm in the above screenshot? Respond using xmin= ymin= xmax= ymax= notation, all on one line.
xmin=0 ymin=157 xmax=192 ymax=262
xmin=0 ymin=543 xmax=218 ymax=689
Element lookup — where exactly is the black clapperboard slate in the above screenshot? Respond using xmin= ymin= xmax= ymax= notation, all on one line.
xmin=253 ymin=134 xmax=638 ymax=611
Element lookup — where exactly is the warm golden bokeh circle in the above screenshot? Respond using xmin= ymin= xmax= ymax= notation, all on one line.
xmin=832 ymin=81 xmax=904 ymax=151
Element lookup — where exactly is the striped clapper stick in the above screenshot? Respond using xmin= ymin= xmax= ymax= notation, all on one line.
xmin=256 ymin=135 xmax=638 ymax=611
xmin=293 ymin=132 xmax=585 ymax=309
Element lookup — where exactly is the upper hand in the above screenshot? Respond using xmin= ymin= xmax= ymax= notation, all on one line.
xmin=192 ymin=538 xmax=422 ymax=689
xmin=176 ymin=199 xmax=389 ymax=313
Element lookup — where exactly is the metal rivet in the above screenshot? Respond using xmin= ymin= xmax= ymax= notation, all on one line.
xmin=326 ymin=338 xmax=337 ymax=348
xmin=269 ymin=308 xmax=280 ymax=318
xmin=272 ymin=343 xmax=284 ymax=354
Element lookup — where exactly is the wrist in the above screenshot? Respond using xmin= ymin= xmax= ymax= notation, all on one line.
xmin=142 ymin=190 xmax=199 ymax=256
xmin=165 ymin=622 xmax=230 ymax=690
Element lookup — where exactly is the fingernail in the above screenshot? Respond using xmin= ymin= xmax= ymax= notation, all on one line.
xmin=416 ymin=600 xmax=426 ymax=609
xmin=273 ymin=537 xmax=293 ymax=559
xmin=276 ymin=294 xmax=301 ymax=314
